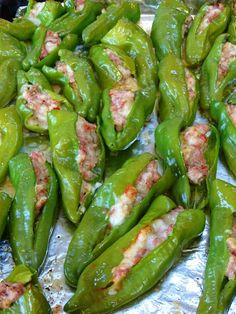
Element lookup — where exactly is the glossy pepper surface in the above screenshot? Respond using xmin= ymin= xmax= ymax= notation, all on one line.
xmin=0 ymin=31 xmax=26 ymax=63
xmin=9 ymin=152 xmax=58 ymax=272
xmin=200 ymin=34 xmax=236 ymax=110
xmin=0 ymin=18 xmax=36 ymax=41
xmin=96 ymin=19 xmax=157 ymax=151
xmin=197 ymin=179 xmax=236 ymax=314
xmin=210 ymin=101 xmax=236 ymax=178
xmin=185 ymin=3 xmax=230 ymax=66
xmin=22 ymin=25 xmax=78 ymax=71
xmin=0 ymin=107 xmax=23 ymax=183
xmin=155 ymin=118 xmax=220 ymax=209
xmin=158 ymin=54 xmax=199 ymax=127
xmin=16 ymin=68 xmax=73 ymax=133
xmin=25 ymin=0 xmax=66 ymax=27
xmin=64 ymin=153 xmax=175 ymax=287
xmin=0 ymin=192 xmax=12 ymax=240
xmin=151 ymin=0 xmax=190 ymax=61
xmin=48 ymin=110 xmax=105 ymax=225
xmin=1 ymin=265 xmax=51 ymax=313
xmin=48 ymin=0 xmax=103 ymax=37
xmin=64 ymin=195 xmax=205 ymax=313
xmin=82 ymin=0 xmax=140 ymax=46
xmin=42 ymin=49 xmax=101 ymax=122
xmin=0 ymin=59 xmax=21 ymax=108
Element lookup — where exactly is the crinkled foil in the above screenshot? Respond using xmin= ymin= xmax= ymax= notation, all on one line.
xmin=1 ymin=2 xmax=236 ymax=314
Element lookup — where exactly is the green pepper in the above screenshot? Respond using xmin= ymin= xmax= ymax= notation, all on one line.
xmin=197 ymin=179 xmax=236 ymax=314
xmin=16 ymin=68 xmax=73 ymax=133
xmin=0 ymin=18 xmax=36 ymax=41
xmin=0 ymin=192 xmax=12 ymax=239
xmin=64 ymin=195 xmax=205 ymax=313
xmin=22 ymin=25 xmax=78 ymax=71
xmin=48 ymin=110 xmax=105 ymax=225
xmin=42 ymin=49 xmax=101 ymax=122
xmin=64 ymin=153 xmax=174 ymax=287
xmin=1 ymin=265 xmax=51 ymax=313
xmin=185 ymin=3 xmax=230 ymax=66
xmin=48 ymin=0 xmax=103 ymax=37
xmin=0 ymin=31 xmax=26 ymax=63
xmin=228 ymin=14 xmax=236 ymax=44
xmin=0 ymin=107 xmax=23 ymax=183
xmin=9 ymin=152 xmax=58 ymax=272
xmin=95 ymin=19 xmax=157 ymax=151
xmin=151 ymin=0 xmax=190 ymax=61
xmin=210 ymin=101 xmax=236 ymax=178
xmin=0 ymin=59 xmax=21 ymax=108
xmin=158 ymin=54 xmax=199 ymax=127
xmin=155 ymin=118 xmax=220 ymax=209
xmin=82 ymin=0 xmax=140 ymax=46
xmin=25 ymin=0 xmax=66 ymax=27
xmin=200 ymin=34 xmax=236 ymax=110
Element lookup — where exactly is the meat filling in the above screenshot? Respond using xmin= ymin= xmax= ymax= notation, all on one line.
xmin=22 ymin=84 xmax=61 ymax=129
xmin=106 ymin=49 xmax=138 ymax=132
xmin=109 ymin=160 xmax=160 ymax=227
xmin=75 ymin=0 xmax=85 ymax=11
xmin=30 ymin=151 xmax=49 ymax=215
xmin=76 ymin=116 xmax=100 ymax=182
xmin=56 ymin=61 xmax=77 ymax=89
xmin=185 ymin=68 xmax=196 ymax=102
xmin=226 ymin=213 xmax=236 ymax=280
xmin=199 ymin=4 xmax=224 ymax=33
xmin=0 ymin=282 xmax=25 ymax=310
xmin=181 ymin=124 xmax=209 ymax=185
xmin=40 ymin=31 xmax=61 ymax=60
xmin=218 ymin=42 xmax=236 ymax=82
xmin=227 ymin=104 xmax=236 ymax=126
xmin=109 ymin=207 xmax=184 ymax=294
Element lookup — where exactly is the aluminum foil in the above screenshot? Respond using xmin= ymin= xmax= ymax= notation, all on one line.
xmin=1 ymin=2 xmax=236 ymax=314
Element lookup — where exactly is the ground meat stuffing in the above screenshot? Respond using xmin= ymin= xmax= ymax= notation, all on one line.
xmin=76 ymin=116 xmax=100 ymax=182
xmin=30 ymin=151 xmax=49 ymax=216
xmin=40 ymin=31 xmax=61 ymax=60
xmin=185 ymin=68 xmax=196 ymax=102
xmin=22 ymin=84 xmax=61 ymax=129
xmin=106 ymin=49 xmax=138 ymax=132
xmin=181 ymin=124 xmax=209 ymax=185
xmin=108 ymin=207 xmax=184 ymax=294
xmin=0 ymin=282 xmax=25 ymax=310
xmin=199 ymin=4 xmax=224 ymax=33
xmin=109 ymin=160 xmax=160 ymax=227
xmin=56 ymin=61 xmax=77 ymax=89
xmin=75 ymin=0 xmax=85 ymax=11
xmin=227 ymin=104 xmax=236 ymax=126
xmin=226 ymin=213 xmax=236 ymax=280
xmin=218 ymin=42 xmax=236 ymax=83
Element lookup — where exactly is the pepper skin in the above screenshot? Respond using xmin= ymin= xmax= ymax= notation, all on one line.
xmin=210 ymin=101 xmax=236 ymax=178
xmin=155 ymin=118 xmax=220 ymax=209
xmin=151 ymin=0 xmax=190 ymax=61
xmin=0 ymin=192 xmax=12 ymax=239
xmin=82 ymin=0 xmax=140 ymax=46
xmin=64 ymin=153 xmax=175 ymax=287
xmin=1 ymin=265 xmax=51 ymax=313
xmin=98 ymin=19 xmax=157 ymax=151
xmin=185 ymin=3 xmax=230 ymax=66
xmin=0 ymin=18 xmax=36 ymax=41
xmin=0 ymin=31 xmax=26 ymax=63
xmin=48 ymin=110 xmax=105 ymax=225
xmin=25 ymin=0 xmax=66 ymax=27
xmin=42 ymin=49 xmax=101 ymax=122
xmin=22 ymin=25 xmax=78 ymax=71
xmin=16 ymin=68 xmax=73 ymax=133
xmin=200 ymin=34 xmax=236 ymax=110
xmin=64 ymin=195 xmax=205 ymax=313
xmin=197 ymin=179 xmax=236 ymax=314
xmin=9 ymin=153 xmax=58 ymax=272
xmin=48 ymin=0 xmax=103 ymax=37
xmin=0 ymin=107 xmax=23 ymax=183
xmin=0 ymin=59 xmax=21 ymax=108
xmin=158 ymin=54 xmax=199 ymax=127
